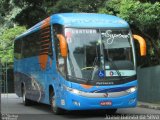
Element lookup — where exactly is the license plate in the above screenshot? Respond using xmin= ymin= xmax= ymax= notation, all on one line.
xmin=100 ymin=101 xmax=112 ymax=106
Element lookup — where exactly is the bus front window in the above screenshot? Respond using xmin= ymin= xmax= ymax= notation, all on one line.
xmin=65 ymin=28 xmax=136 ymax=83
xmin=102 ymin=30 xmax=135 ymax=78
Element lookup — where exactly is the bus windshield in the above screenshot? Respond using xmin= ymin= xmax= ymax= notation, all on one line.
xmin=65 ymin=28 xmax=135 ymax=82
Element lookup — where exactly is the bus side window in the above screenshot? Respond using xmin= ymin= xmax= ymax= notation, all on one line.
xmin=53 ymin=25 xmax=66 ymax=77
xmin=39 ymin=26 xmax=53 ymax=59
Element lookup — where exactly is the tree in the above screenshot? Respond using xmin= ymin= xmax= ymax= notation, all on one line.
xmin=14 ymin=6 xmax=47 ymax=27
xmin=0 ymin=0 xmax=22 ymax=35
xmin=12 ymin=0 xmax=49 ymax=28
xmin=50 ymin=0 xmax=106 ymax=14
xmin=12 ymin=0 xmax=107 ymax=27
xmin=0 ymin=26 xmax=26 ymax=65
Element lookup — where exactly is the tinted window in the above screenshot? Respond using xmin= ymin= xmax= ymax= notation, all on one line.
xmin=22 ymin=32 xmax=40 ymax=58
xmin=39 ymin=26 xmax=53 ymax=58
xmin=18 ymin=26 xmax=53 ymax=59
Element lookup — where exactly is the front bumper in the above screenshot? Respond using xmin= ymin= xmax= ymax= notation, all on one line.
xmin=60 ymin=90 xmax=137 ymax=110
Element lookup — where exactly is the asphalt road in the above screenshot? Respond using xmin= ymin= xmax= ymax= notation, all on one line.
xmin=1 ymin=94 xmax=160 ymax=120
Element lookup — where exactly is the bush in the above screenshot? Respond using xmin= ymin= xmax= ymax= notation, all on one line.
xmin=0 ymin=26 xmax=26 ymax=65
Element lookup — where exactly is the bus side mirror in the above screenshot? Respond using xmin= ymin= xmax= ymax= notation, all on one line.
xmin=133 ymin=35 xmax=146 ymax=56
xmin=56 ymin=34 xmax=68 ymax=58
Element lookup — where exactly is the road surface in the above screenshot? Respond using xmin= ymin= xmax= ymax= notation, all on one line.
xmin=1 ymin=94 xmax=160 ymax=120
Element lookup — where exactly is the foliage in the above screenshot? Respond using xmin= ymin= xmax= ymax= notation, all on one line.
xmin=0 ymin=0 xmax=22 ymax=36
xmin=0 ymin=26 xmax=26 ymax=64
xmin=14 ymin=6 xmax=47 ymax=27
xmin=120 ymin=0 xmax=160 ymax=35
xmin=0 ymin=0 xmax=12 ymax=16
xmin=12 ymin=0 xmax=44 ymax=7
xmin=49 ymin=0 xmax=106 ymax=14
xmin=11 ymin=0 xmax=48 ymax=28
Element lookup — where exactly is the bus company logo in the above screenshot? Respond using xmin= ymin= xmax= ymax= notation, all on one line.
xmin=102 ymin=30 xmax=130 ymax=45
xmin=103 ymin=93 xmax=108 ymax=97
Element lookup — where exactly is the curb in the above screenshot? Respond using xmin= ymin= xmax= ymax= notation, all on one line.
xmin=138 ymin=102 xmax=160 ymax=110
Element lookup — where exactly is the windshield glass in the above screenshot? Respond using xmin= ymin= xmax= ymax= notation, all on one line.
xmin=65 ymin=28 xmax=135 ymax=81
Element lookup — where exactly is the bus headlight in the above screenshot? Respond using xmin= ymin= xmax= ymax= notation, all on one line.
xmin=72 ymin=89 xmax=81 ymax=94
xmin=126 ymin=87 xmax=137 ymax=93
xmin=64 ymin=86 xmax=83 ymax=95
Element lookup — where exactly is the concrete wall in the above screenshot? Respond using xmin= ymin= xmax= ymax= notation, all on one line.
xmin=137 ymin=65 xmax=160 ymax=103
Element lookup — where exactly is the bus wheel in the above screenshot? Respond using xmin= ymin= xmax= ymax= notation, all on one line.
xmin=105 ymin=109 xmax=117 ymax=115
xmin=50 ymin=90 xmax=64 ymax=115
xmin=22 ymin=85 xmax=32 ymax=106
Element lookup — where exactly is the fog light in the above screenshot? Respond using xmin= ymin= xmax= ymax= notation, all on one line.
xmin=73 ymin=100 xmax=80 ymax=106
xmin=129 ymin=98 xmax=136 ymax=104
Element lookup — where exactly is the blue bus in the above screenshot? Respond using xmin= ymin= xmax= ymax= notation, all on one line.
xmin=14 ymin=13 xmax=146 ymax=114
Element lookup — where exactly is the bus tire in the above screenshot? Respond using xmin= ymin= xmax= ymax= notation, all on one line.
xmin=50 ymin=89 xmax=65 ymax=115
xmin=22 ymin=85 xmax=32 ymax=106
xmin=105 ymin=109 xmax=117 ymax=115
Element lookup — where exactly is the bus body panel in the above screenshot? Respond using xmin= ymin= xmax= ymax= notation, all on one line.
xmin=14 ymin=54 xmax=59 ymax=104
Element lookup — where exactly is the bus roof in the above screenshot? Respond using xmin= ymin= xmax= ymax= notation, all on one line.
xmin=52 ymin=13 xmax=129 ymax=28
xmin=16 ymin=13 xmax=129 ymax=40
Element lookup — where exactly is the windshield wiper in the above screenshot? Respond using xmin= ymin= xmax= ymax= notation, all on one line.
xmin=67 ymin=75 xmax=88 ymax=83
xmin=85 ymin=56 xmax=99 ymax=84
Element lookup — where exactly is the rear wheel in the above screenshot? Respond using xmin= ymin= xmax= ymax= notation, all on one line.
xmin=50 ymin=89 xmax=65 ymax=115
xmin=22 ymin=85 xmax=33 ymax=106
